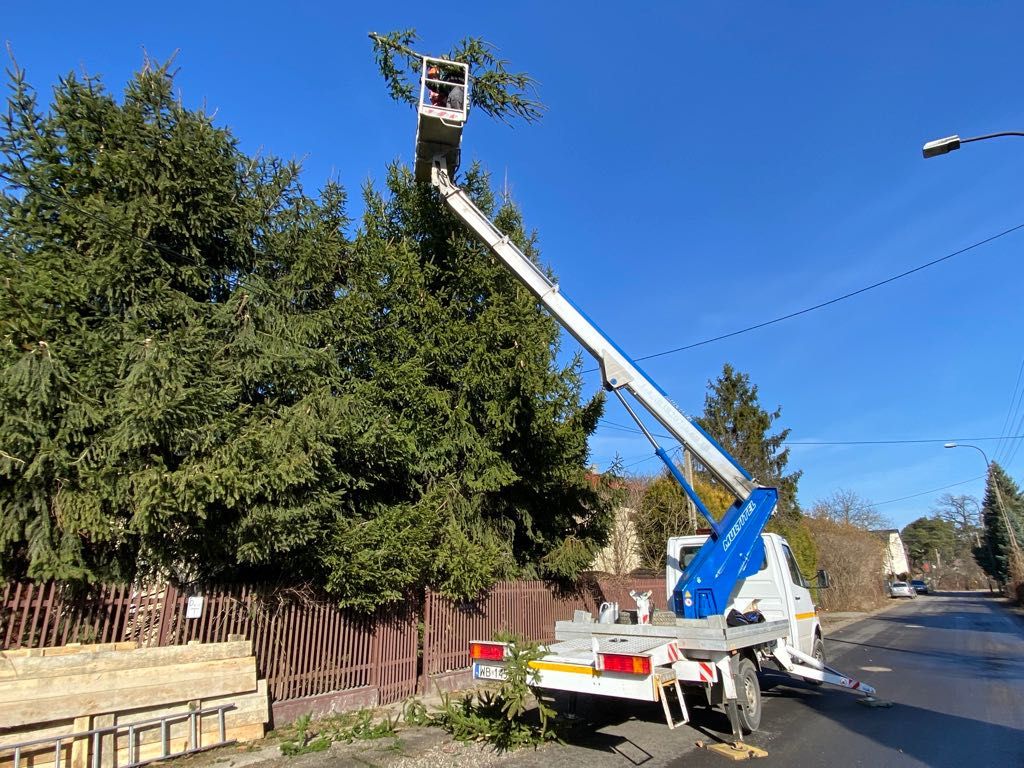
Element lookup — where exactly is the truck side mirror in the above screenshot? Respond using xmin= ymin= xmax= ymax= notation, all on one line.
xmin=816 ymin=569 xmax=831 ymax=589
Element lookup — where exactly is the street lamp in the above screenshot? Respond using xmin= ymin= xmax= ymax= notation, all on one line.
xmin=922 ymin=131 xmax=1024 ymax=158
xmin=944 ymin=442 xmax=1023 ymax=582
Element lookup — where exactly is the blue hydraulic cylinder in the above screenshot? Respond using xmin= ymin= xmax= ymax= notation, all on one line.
xmin=672 ymin=487 xmax=778 ymax=619
xmin=655 ymin=447 xmax=722 ymax=538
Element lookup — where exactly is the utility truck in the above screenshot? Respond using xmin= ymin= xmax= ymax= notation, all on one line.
xmin=408 ymin=56 xmax=880 ymax=749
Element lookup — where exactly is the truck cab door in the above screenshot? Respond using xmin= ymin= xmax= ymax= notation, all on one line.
xmin=780 ymin=542 xmax=815 ymax=654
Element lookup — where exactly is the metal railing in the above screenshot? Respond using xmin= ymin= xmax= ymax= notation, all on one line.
xmin=418 ymin=56 xmax=469 ymax=120
xmin=1 ymin=705 xmax=236 ymax=768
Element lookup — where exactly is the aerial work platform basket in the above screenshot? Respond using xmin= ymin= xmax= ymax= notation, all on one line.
xmin=414 ymin=57 xmax=469 ymax=182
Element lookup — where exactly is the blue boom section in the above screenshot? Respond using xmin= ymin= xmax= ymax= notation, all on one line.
xmin=672 ymin=487 xmax=779 ymax=619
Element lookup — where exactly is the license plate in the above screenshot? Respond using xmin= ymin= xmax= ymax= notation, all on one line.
xmin=473 ymin=663 xmax=507 ymax=681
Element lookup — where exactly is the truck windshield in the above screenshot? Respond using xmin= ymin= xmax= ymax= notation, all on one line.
xmin=679 ymin=544 xmax=704 ymax=573
xmin=678 ymin=543 xmax=767 ymax=577
xmin=678 ymin=544 xmax=702 ymax=575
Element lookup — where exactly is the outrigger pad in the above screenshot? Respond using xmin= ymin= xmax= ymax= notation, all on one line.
xmin=701 ymin=740 xmax=768 ymax=760
xmin=857 ymin=696 xmax=894 ymax=708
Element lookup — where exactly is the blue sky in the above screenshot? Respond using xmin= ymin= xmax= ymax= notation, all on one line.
xmin=6 ymin=2 xmax=1024 ymax=529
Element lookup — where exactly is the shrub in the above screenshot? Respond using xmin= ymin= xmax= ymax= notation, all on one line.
xmin=408 ymin=633 xmax=557 ymax=751
xmin=805 ymin=517 xmax=888 ymax=611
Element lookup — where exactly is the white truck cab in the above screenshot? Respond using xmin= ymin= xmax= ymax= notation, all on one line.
xmin=668 ymin=533 xmax=822 ymax=660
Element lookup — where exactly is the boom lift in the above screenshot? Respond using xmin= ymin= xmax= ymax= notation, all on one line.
xmin=413 ymin=57 xmax=774 ymax=622
xmin=409 ymin=56 xmax=882 ymax=748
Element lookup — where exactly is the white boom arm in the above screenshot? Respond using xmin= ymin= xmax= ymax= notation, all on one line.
xmin=430 ymin=160 xmax=756 ymax=501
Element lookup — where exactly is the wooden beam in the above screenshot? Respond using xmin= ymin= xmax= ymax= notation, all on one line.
xmin=0 ymin=662 xmax=258 ymax=726
xmin=0 ymin=641 xmax=250 ymax=681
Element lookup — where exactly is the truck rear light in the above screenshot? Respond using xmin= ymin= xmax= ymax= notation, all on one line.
xmin=598 ymin=653 xmax=651 ymax=675
xmin=470 ymin=641 xmax=507 ymax=661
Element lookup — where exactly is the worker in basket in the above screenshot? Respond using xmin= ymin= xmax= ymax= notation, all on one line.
xmin=426 ymin=62 xmax=465 ymax=112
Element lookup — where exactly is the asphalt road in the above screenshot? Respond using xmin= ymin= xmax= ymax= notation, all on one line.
xmin=499 ymin=591 xmax=1024 ymax=768
xmin=715 ymin=590 xmax=1024 ymax=767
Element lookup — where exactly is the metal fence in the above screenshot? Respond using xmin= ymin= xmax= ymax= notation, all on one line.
xmin=0 ymin=581 xmax=420 ymax=710
xmin=2 ymin=576 xmax=665 ymax=719
xmin=157 ymin=584 xmax=420 ymax=707
xmin=420 ymin=577 xmax=665 ymax=681
xmin=1 ymin=581 xmax=169 ymax=649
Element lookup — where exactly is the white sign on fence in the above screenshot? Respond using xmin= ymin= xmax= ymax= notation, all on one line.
xmin=186 ymin=595 xmax=204 ymax=619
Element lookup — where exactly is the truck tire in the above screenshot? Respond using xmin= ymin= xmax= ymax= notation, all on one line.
xmin=735 ymin=658 xmax=762 ymax=733
xmin=804 ymin=636 xmax=825 ymax=687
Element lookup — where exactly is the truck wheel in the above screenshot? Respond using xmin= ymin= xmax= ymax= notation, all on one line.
xmin=735 ymin=658 xmax=762 ymax=733
xmin=804 ymin=637 xmax=825 ymax=687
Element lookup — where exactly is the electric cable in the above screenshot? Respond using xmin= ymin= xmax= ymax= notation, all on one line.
xmin=873 ymin=475 xmax=986 ymax=507
xmin=1000 ymin=406 xmax=1024 ymax=471
xmin=994 ymin=355 xmax=1024 ymax=465
xmin=596 ymin=419 xmax=1024 ymax=446
xmin=579 ymin=220 xmax=1024 ymax=372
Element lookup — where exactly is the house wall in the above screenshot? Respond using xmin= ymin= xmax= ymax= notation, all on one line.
xmin=882 ymin=531 xmax=910 ymax=576
xmin=590 ymin=506 xmax=641 ymax=574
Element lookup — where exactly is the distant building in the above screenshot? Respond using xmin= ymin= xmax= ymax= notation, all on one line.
xmin=587 ymin=473 xmax=645 ymax=575
xmin=872 ymin=529 xmax=910 ymax=578
xmin=590 ymin=503 xmax=642 ymax=575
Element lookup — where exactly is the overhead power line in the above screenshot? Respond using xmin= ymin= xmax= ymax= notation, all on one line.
xmin=580 ymin=221 xmax=1024 ymax=371
xmin=8 ymin=169 xmax=1021 ymax=377
xmin=996 ymin=355 xmax=1024 ymax=468
xmin=596 ymin=419 xmax=1024 ymax=446
xmin=620 ymin=447 xmax=678 ymax=470
xmin=873 ymin=475 xmax=986 ymax=507
xmin=604 ymin=451 xmax=987 ymax=508
xmin=787 ymin=436 xmax=1024 ymax=446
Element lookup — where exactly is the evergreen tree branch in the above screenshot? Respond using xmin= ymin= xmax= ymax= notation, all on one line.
xmin=368 ymin=29 xmax=545 ymax=125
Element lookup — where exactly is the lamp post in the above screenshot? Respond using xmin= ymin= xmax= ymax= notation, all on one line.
xmin=922 ymin=131 xmax=1024 ymax=158
xmin=944 ymin=442 xmax=1023 ymax=582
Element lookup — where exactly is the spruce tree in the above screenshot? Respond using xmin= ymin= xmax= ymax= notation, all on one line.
xmin=1 ymin=56 xmax=610 ymax=605
xmin=695 ymin=364 xmax=814 ymax=574
xmin=975 ymin=462 xmax=1024 ymax=585
xmin=323 ymin=164 xmax=609 ymax=608
xmin=1 ymin=58 xmax=257 ymax=581
xmin=697 ymin=363 xmax=802 ymax=517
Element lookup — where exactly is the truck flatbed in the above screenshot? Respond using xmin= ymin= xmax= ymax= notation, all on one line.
xmin=553 ymin=617 xmax=790 ymax=653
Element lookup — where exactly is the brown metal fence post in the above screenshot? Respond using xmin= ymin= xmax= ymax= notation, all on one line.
xmin=369 ymin=611 xmax=381 ymax=704
xmin=156 ymin=583 xmax=179 ymax=647
xmin=418 ymin=589 xmax=432 ymax=695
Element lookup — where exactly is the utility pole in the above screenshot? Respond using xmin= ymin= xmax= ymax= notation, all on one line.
xmin=683 ymin=447 xmax=697 ymax=530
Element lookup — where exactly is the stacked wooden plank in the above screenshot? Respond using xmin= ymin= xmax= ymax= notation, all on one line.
xmin=0 ymin=639 xmax=268 ymax=768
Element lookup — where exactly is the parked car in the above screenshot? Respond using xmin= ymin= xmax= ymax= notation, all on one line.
xmin=910 ymin=579 xmax=930 ymax=595
xmin=889 ymin=581 xmax=915 ymax=599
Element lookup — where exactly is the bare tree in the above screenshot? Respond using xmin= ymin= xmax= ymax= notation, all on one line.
xmin=807 ymin=489 xmax=891 ymax=530
xmin=932 ymin=493 xmax=981 ymax=539
xmin=592 ymin=476 xmax=650 ymax=575
xmin=930 ymin=493 xmax=986 ymax=590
